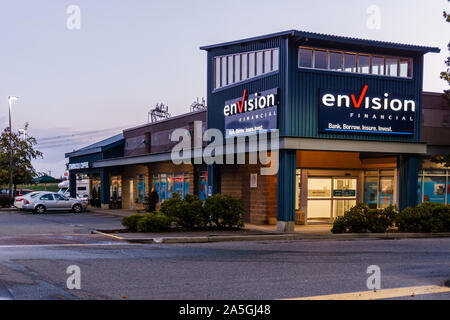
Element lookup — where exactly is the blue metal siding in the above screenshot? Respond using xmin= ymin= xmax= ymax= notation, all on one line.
xmin=286 ymin=43 xmax=424 ymax=142
xmin=206 ymin=38 xmax=286 ymax=133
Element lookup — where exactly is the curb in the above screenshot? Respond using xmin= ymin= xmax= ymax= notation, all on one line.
xmin=92 ymin=230 xmax=450 ymax=244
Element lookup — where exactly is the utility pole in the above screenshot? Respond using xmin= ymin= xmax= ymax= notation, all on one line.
xmin=8 ymin=96 xmax=18 ymax=200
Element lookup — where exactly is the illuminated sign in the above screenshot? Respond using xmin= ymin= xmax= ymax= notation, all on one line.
xmin=68 ymin=162 xmax=89 ymax=170
xmin=224 ymin=88 xmax=278 ymax=138
xmin=318 ymin=85 xmax=416 ymax=135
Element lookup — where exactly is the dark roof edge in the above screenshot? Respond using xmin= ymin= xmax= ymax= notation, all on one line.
xmin=200 ymin=30 xmax=296 ymax=50
xmin=200 ymin=29 xmax=440 ymax=53
xmin=123 ymin=109 xmax=206 ymax=133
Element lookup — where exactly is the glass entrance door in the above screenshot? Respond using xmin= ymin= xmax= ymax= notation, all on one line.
xmin=332 ymin=178 xmax=357 ymax=217
xmin=307 ymin=177 xmax=357 ymax=220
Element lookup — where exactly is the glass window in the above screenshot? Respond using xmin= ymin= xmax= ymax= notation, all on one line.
xmin=399 ymin=58 xmax=410 ymax=77
xmin=248 ymin=52 xmax=255 ymax=78
xmin=344 ymin=53 xmax=357 ymax=72
xmin=54 ymin=193 xmax=65 ymax=200
xmin=241 ymin=53 xmax=248 ymax=80
xmin=379 ymin=177 xmax=394 ymax=208
xmin=264 ymin=50 xmax=271 ymax=73
xmin=234 ymin=54 xmax=241 ymax=82
xmin=228 ymin=56 xmax=234 ymax=84
xmin=307 ymin=200 xmax=332 ymax=218
xmin=314 ymin=50 xmax=328 ymax=69
xmin=214 ymin=58 xmax=221 ymax=88
xmin=386 ymin=58 xmax=398 ymax=76
xmin=221 ymin=57 xmax=227 ymax=86
xmin=418 ymin=175 xmax=423 ymax=204
xmin=299 ymin=48 xmax=313 ymax=68
xmin=272 ymin=49 xmax=279 ymax=71
xmin=364 ymin=177 xmax=379 ymax=209
xmin=423 ymin=176 xmax=446 ymax=203
xmin=137 ymin=174 xmax=146 ymax=202
xmin=307 ymin=178 xmax=332 ymax=199
xmin=256 ymin=51 xmax=263 ymax=76
xmin=372 ymin=56 xmax=385 ymax=75
xmin=358 ymin=55 xmax=370 ymax=74
xmin=40 ymin=194 xmax=54 ymax=201
xmin=329 ymin=51 xmax=342 ymax=71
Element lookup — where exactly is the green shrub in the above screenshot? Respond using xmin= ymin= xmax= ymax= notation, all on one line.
xmin=121 ymin=214 xmax=144 ymax=232
xmin=137 ymin=212 xmax=171 ymax=232
xmin=330 ymin=216 xmax=348 ymax=234
xmin=160 ymin=193 xmax=204 ymax=228
xmin=396 ymin=202 xmax=450 ymax=233
xmin=203 ymin=194 xmax=244 ymax=228
xmin=366 ymin=205 xmax=397 ymax=233
xmin=331 ymin=203 xmax=397 ymax=234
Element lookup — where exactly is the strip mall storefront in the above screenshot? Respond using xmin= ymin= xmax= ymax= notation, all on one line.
xmin=201 ymin=30 xmax=443 ymax=231
xmin=66 ymin=30 xmax=448 ymax=231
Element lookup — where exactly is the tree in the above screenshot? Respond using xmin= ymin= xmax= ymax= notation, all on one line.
xmin=432 ymin=4 xmax=450 ymax=167
xmin=442 ymin=4 xmax=450 ymax=104
xmin=0 ymin=123 xmax=43 ymax=191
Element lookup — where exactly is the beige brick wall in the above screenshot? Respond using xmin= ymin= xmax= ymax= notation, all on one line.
xmin=221 ymin=164 xmax=277 ymax=225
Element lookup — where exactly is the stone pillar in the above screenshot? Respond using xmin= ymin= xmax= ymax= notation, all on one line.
xmin=69 ymin=171 xmax=77 ymax=198
xmin=277 ymin=150 xmax=296 ymax=232
xmin=100 ymin=168 xmax=110 ymax=209
xmin=207 ymin=164 xmax=221 ymax=196
xmin=398 ymin=155 xmax=419 ymax=211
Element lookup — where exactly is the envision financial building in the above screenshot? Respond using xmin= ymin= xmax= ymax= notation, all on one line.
xmin=66 ymin=30 xmax=449 ymax=232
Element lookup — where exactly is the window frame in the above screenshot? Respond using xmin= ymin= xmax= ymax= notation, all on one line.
xmin=298 ymin=46 xmax=413 ymax=79
xmin=213 ymin=47 xmax=280 ymax=90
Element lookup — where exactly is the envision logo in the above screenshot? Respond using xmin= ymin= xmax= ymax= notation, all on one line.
xmin=321 ymin=85 xmax=416 ymax=112
xmin=224 ymin=89 xmax=277 ymax=116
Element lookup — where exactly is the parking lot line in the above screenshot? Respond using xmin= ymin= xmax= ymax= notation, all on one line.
xmin=284 ymin=285 xmax=450 ymax=300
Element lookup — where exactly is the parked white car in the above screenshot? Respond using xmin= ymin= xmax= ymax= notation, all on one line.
xmin=14 ymin=191 xmax=44 ymax=209
xmin=22 ymin=192 xmax=88 ymax=214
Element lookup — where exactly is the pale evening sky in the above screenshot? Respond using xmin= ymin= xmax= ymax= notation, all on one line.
xmin=0 ymin=0 xmax=448 ymax=177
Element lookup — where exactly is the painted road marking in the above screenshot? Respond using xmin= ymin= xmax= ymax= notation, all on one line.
xmin=285 ymin=285 xmax=450 ymax=300
xmin=0 ymin=242 xmax=133 ymax=249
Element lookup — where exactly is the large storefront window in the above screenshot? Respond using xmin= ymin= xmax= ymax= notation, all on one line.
xmin=153 ymin=173 xmax=190 ymax=201
xmin=137 ymin=174 xmax=146 ymax=203
xmin=110 ymin=176 xmax=122 ymax=209
xmin=363 ymin=170 xmax=395 ymax=209
xmin=418 ymin=170 xmax=449 ymax=205
xmin=199 ymin=171 xmax=208 ymax=201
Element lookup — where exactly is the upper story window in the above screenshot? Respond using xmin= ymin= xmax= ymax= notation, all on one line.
xmin=213 ymin=48 xmax=279 ymax=90
xmin=298 ymin=46 xmax=413 ymax=78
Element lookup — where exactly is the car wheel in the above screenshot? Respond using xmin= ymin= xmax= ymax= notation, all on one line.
xmin=35 ymin=205 xmax=46 ymax=214
xmin=72 ymin=204 xmax=82 ymax=213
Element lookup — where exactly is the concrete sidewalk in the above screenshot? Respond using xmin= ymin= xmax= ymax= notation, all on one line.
xmin=89 ymin=208 xmax=450 ymax=244
xmin=88 ymin=207 xmax=333 ymax=234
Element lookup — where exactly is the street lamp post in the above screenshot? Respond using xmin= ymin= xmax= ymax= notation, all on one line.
xmin=8 ymin=96 xmax=18 ymax=201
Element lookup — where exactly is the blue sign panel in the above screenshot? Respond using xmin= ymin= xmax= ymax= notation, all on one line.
xmin=224 ymin=88 xmax=278 ymax=138
xmin=318 ymin=86 xmax=416 ymax=136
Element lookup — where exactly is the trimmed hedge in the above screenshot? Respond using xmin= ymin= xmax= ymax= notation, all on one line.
xmin=160 ymin=194 xmax=204 ymax=228
xmin=121 ymin=193 xmax=244 ymax=232
xmin=331 ymin=203 xmax=397 ymax=234
xmin=137 ymin=212 xmax=171 ymax=232
xmin=204 ymin=194 xmax=244 ymax=228
xmin=332 ymin=202 xmax=450 ymax=234
xmin=122 ymin=214 xmax=144 ymax=232
xmin=396 ymin=202 xmax=450 ymax=233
